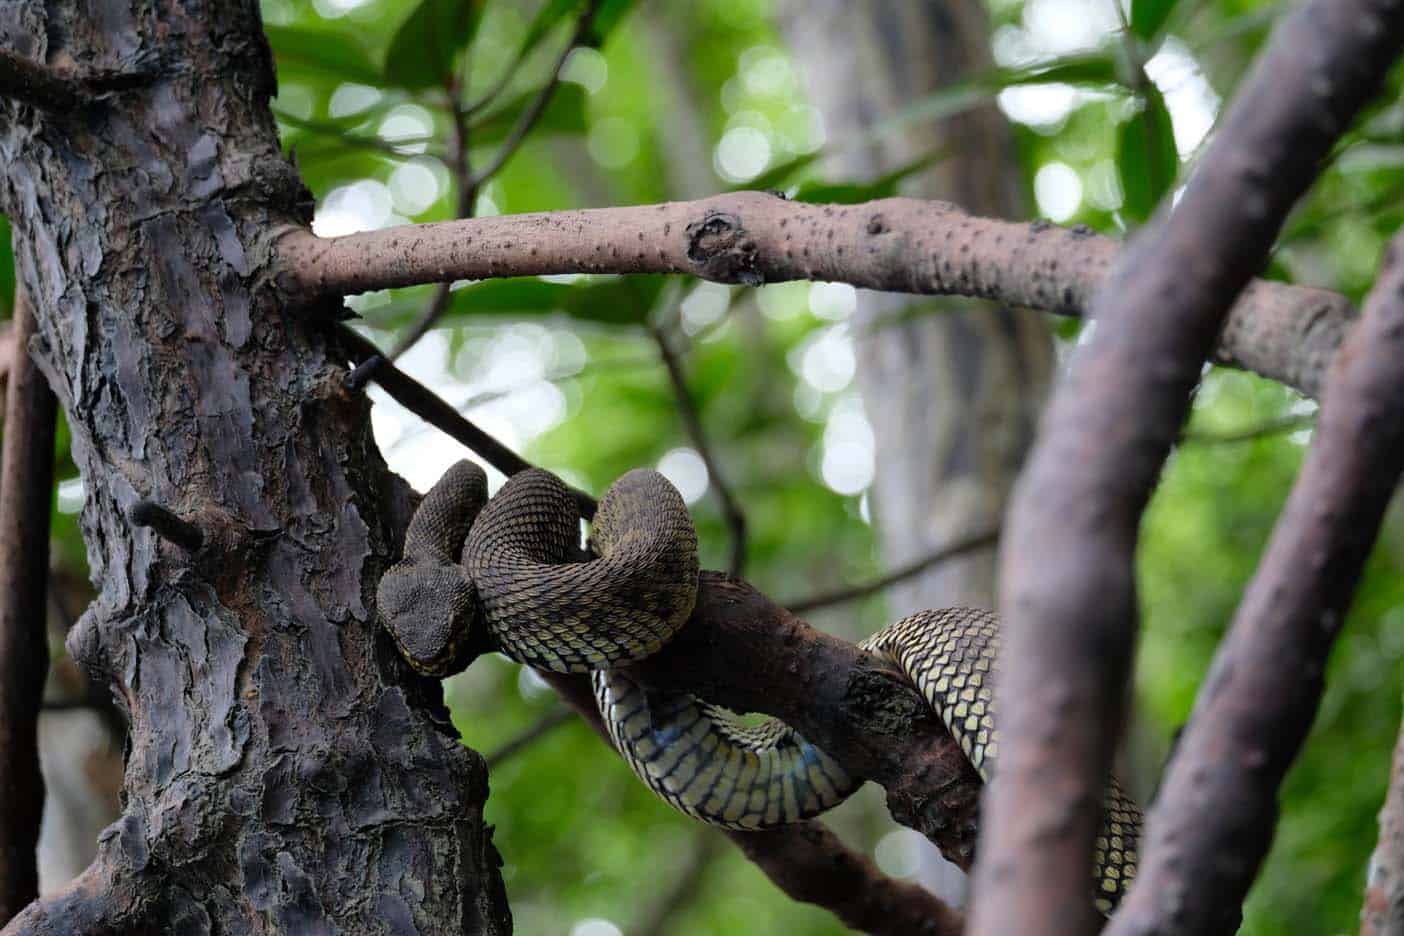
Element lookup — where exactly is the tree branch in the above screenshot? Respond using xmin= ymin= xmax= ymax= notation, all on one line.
xmin=0 ymin=284 xmax=57 ymax=924
xmin=652 ymin=325 xmax=748 ymax=577
xmin=1364 ymin=708 xmax=1404 ymax=936
xmin=976 ymin=3 xmax=1404 ymax=932
xmin=785 ymin=527 xmax=999 ymax=614
xmin=483 ymin=706 xmax=573 ymax=769
xmin=544 ymin=671 xmax=965 ymax=936
xmin=276 ymin=192 xmax=1353 ymax=399
xmin=0 ymin=49 xmax=81 ymax=111
xmin=1107 ymin=233 xmax=1404 ymax=935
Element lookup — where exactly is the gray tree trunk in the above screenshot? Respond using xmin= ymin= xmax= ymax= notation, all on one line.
xmin=0 ymin=3 xmax=510 ymax=932
xmin=780 ymin=0 xmax=1053 ymax=902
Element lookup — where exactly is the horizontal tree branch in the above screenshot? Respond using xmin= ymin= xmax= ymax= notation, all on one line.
xmin=546 ymin=670 xmax=965 ymax=936
xmin=980 ymin=2 xmax=1404 ymax=932
xmin=276 ymin=192 xmax=1353 ymax=399
xmin=1109 ymin=232 xmax=1404 ymax=936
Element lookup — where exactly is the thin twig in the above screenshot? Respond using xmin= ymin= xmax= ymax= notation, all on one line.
xmin=483 ymin=707 xmax=574 ymax=769
xmin=652 ymin=325 xmax=747 ymax=578
xmin=634 ymin=831 xmax=724 ymax=936
xmin=336 ymin=324 xmax=598 ymax=519
xmin=464 ymin=1 xmax=599 ymax=191
xmin=786 ymin=527 xmax=1000 ymax=614
xmin=0 ymin=284 xmax=57 ymax=924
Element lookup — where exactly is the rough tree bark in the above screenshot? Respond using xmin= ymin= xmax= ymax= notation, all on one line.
xmin=0 ymin=3 xmax=509 ymax=932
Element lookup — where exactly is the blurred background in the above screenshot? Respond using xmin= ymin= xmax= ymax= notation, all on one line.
xmin=8 ymin=0 xmax=1404 ymax=933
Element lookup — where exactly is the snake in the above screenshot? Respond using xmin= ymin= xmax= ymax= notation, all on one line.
xmin=376 ymin=461 xmax=1141 ymax=915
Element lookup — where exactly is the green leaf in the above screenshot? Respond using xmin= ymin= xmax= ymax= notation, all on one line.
xmin=264 ymin=25 xmax=382 ymax=85
xmin=995 ymin=53 xmax=1120 ymax=89
xmin=384 ymin=0 xmax=486 ymax=90
xmin=1130 ymin=0 xmax=1179 ymax=42
xmin=471 ymin=84 xmax=588 ymax=143
xmin=1118 ymin=86 xmax=1179 ymax=223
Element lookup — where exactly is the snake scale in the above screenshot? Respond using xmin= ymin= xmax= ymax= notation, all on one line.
xmin=377 ymin=461 xmax=1141 ymax=914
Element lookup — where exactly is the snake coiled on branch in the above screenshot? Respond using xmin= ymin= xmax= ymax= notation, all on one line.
xmin=377 ymin=462 xmax=1141 ymax=914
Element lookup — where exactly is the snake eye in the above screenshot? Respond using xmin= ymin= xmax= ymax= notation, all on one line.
xmin=377 ymin=560 xmax=482 ymax=677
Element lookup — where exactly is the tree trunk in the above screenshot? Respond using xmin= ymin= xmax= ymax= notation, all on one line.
xmin=0 ymin=3 xmax=510 ymax=932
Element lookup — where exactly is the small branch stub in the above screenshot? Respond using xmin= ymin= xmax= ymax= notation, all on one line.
xmin=128 ymin=500 xmax=203 ymax=552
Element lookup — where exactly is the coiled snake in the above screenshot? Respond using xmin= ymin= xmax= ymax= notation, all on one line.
xmin=377 ymin=462 xmax=1141 ymax=914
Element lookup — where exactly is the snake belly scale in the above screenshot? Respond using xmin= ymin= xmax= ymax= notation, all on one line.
xmin=377 ymin=462 xmax=1141 ymax=914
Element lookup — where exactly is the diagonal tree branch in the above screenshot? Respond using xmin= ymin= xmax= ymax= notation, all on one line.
xmin=276 ymin=192 xmax=1354 ymax=400
xmin=1364 ymin=705 xmax=1404 ymax=936
xmin=544 ymin=671 xmax=965 ymax=936
xmin=785 ymin=527 xmax=1000 ymax=614
xmin=336 ymin=324 xmax=598 ymax=518
xmin=652 ymin=324 xmax=748 ymax=578
xmin=975 ymin=3 xmax=1404 ymax=933
xmin=0 ymin=283 xmax=57 ymax=925
xmin=1108 ymin=233 xmax=1404 ymax=936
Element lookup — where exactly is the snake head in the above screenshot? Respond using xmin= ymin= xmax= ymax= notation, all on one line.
xmin=376 ymin=557 xmax=484 ymax=677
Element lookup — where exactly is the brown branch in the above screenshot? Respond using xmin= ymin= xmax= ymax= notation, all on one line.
xmin=1108 ymin=234 xmax=1404 ymax=935
xmin=483 ymin=706 xmax=573 ymax=769
xmin=1364 ymin=710 xmax=1404 ymax=936
xmin=786 ymin=527 xmax=1000 ymax=614
xmin=652 ymin=325 xmax=748 ymax=577
xmin=544 ymin=669 xmax=965 ymax=936
xmin=0 ymin=49 xmax=81 ymax=111
xmin=0 ymin=323 xmax=14 ymax=385
xmin=977 ymin=3 xmax=1404 ymax=932
xmin=335 ymin=324 xmax=598 ymax=518
xmin=276 ymin=191 xmax=1352 ymax=401
xmin=0 ymin=285 xmax=57 ymax=925
xmin=0 ymin=49 xmax=155 ymax=113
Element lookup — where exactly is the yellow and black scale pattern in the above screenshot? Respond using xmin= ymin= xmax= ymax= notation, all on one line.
xmin=378 ymin=464 xmax=1141 ymax=915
